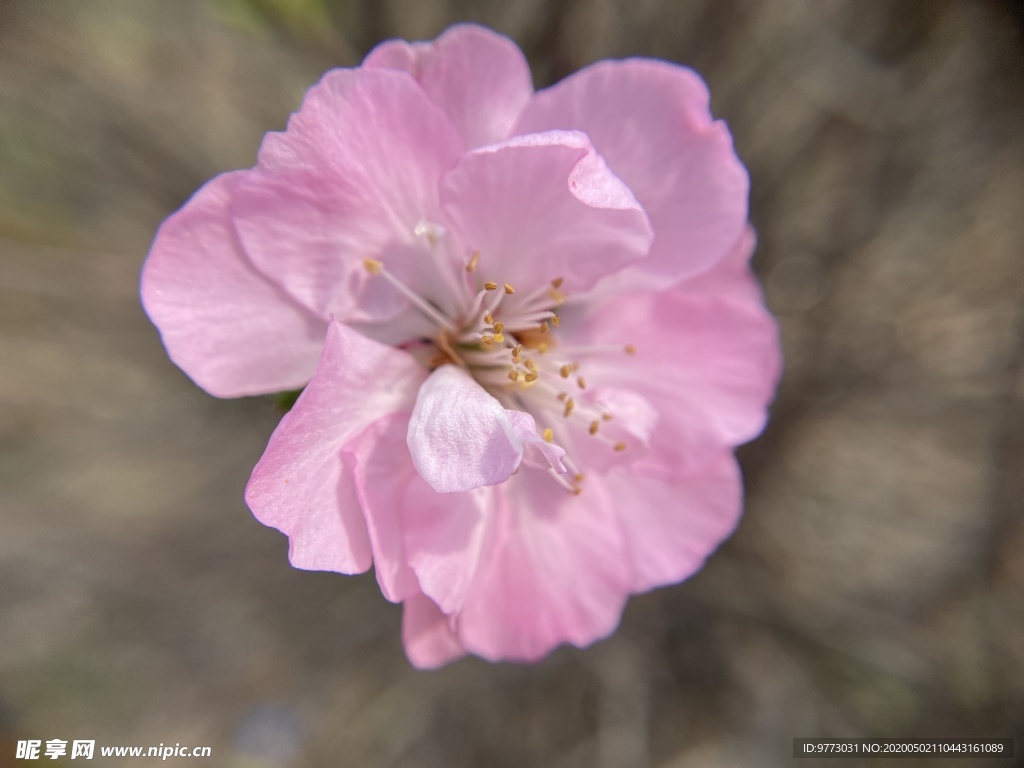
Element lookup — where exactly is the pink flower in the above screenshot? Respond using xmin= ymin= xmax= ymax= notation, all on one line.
xmin=141 ymin=24 xmax=780 ymax=667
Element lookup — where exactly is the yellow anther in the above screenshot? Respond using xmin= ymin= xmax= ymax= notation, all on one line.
xmin=589 ymin=420 xmax=600 ymax=435
xmin=551 ymin=314 xmax=561 ymax=327
xmin=512 ymin=343 xmax=522 ymax=357
xmin=484 ymin=312 xmax=494 ymax=325
xmin=484 ymin=282 xmax=498 ymax=291
xmin=539 ymin=321 xmax=549 ymax=334
xmin=524 ymin=372 xmax=539 ymax=383
xmin=512 ymin=355 xmax=521 ymax=364
xmin=548 ymin=289 xmax=565 ymax=305
xmin=537 ymin=342 xmax=549 ymax=353
xmin=602 ymin=412 xmax=614 ymax=421
xmin=614 ymin=442 xmax=627 ymax=452
xmin=551 ymin=277 xmax=564 ymax=288
xmin=524 ymin=359 xmax=537 ymax=372
xmin=504 ymin=282 xmax=515 ymax=295
xmin=363 ymin=258 xmax=383 ymax=275
xmin=508 ymin=370 xmax=519 ymax=382
xmin=625 ymin=344 xmax=637 ymax=355
xmin=466 ymin=252 xmax=480 ymax=272
xmin=564 ymin=398 xmax=575 ymax=418
xmin=577 ymin=376 xmax=587 ymax=389
xmin=573 ymin=473 xmax=585 ymax=483
xmin=572 ymin=486 xmax=583 ymax=496
xmin=559 ymin=364 xmax=572 ymax=378
xmin=543 ymin=428 xmax=554 ymax=443
xmin=493 ymin=320 xmax=504 ymax=334
xmin=494 ymin=333 xmax=506 ymax=343
xmin=481 ymin=335 xmax=494 ymax=345
xmin=572 ymin=361 xmax=579 ymax=371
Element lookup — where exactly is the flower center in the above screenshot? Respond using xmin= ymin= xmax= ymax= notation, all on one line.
xmin=363 ymin=251 xmax=638 ymax=495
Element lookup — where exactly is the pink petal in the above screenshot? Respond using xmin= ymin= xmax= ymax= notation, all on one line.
xmin=245 ymin=320 xmax=426 ymax=574
xmin=454 ymin=473 xmax=631 ymax=662
xmin=233 ymin=68 xmax=464 ymax=322
xmin=439 ymin=131 xmax=653 ymax=294
xmin=364 ymin=23 xmax=534 ymax=150
xmin=605 ymin=454 xmax=743 ymax=593
xmin=348 ymin=408 xmax=488 ymax=615
xmin=402 ymin=591 xmax=467 ymax=669
xmin=514 ymin=59 xmax=748 ymax=285
xmin=140 ymin=172 xmax=324 ymax=398
xmin=571 ymin=275 xmax=780 ymax=472
xmin=408 ymin=365 xmax=565 ymax=493
xmin=344 ymin=414 xmax=423 ymax=603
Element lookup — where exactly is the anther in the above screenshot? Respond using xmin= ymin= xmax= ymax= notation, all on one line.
xmin=602 ymin=413 xmax=614 ymax=421
xmin=557 ymin=392 xmax=568 ymax=402
xmin=363 ymin=258 xmax=383 ymax=275
xmin=538 ymin=342 xmax=549 ymax=353
xmin=559 ymin=364 xmax=572 ymax=378
xmin=524 ymin=359 xmax=537 ymax=372
xmin=625 ymin=344 xmax=637 ymax=355
xmin=543 ymin=428 xmax=554 ymax=443
xmin=524 ymin=372 xmax=539 ymax=383
xmin=548 ymin=289 xmax=565 ymax=304
xmin=484 ymin=312 xmax=494 ymax=325
xmin=503 ymin=283 xmax=515 ymax=295
xmin=573 ymin=473 xmax=585 ymax=483
xmin=539 ymin=321 xmax=549 ymax=334
xmin=614 ymin=442 xmax=627 ymax=452
xmin=564 ymin=398 xmax=575 ymax=418
xmin=466 ymin=252 xmax=480 ymax=272
xmin=577 ymin=376 xmax=587 ymax=389
xmin=589 ymin=420 xmax=600 ymax=435
xmin=512 ymin=343 xmax=522 ymax=357
xmin=493 ymin=320 xmax=504 ymax=334
xmin=481 ymin=335 xmax=494 ymax=345
xmin=484 ymin=282 xmax=498 ymax=291
xmin=551 ymin=277 xmax=564 ymax=288
xmin=508 ymin=370 xmax=519 ymax=382
xmin=551 ymin=314 xmax=561 ymax=327
xmin=493 ymin=333 xmax=505 ymax=343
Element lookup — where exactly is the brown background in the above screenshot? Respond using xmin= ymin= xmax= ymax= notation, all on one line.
xmin=1 ymin=1 xmax=1022 ymax=766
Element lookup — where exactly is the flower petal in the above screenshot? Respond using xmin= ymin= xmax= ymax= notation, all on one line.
xmin=364 ymin=23 xmax=534 ymax=150
xmin=407 ymin=365 xmax=564 ymax=493
xmin=454 ymin=473 xmax=631 ymax=662
xmin=439 ymin=130 xmax=653 ymax=294
xmin=402 ymin=591 xmax=467 ymax=669
xmin=514 ymin=59 xmax=748 ymax=285
xmin=563 ymin=232 xmax=780 ymax=472
xmin=140 ymin=172 xmax=324 ymax=398
xmin=245 ymin=320 xmax=426 ymax=574
xmin=233 ymin=68 xmax=464 ymax=322
xmin=606 ymin=453 xmax=743 ymax=593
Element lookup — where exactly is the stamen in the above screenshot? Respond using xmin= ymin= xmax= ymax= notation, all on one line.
xmin=551 ymin=314 xmax=561 ymax=327
xmin=602 ymin=413 xmax=614 ymax=421
xmin=589 ymin=420 xmax=600 ymax=435
xmin=564 ymin=398 xmax=575 ymax=418
xmin=493 ymin=333 xmax=505 ymax=343
xmin=524 ymin=359 xmax=537 ymax=372
xmin=577 ymin=376 xmax=587 ymax=389
xmin=481 ymin=336 xmax=494 ymax=345
xmin=539 ymin=321 xmax=549 ymax=334
xmin=548 ymin=289 xmax=565 ymax=305
xmin=551 ymin=277 xmax=564 ymax=288
xmin=625 ymin=344 xmax=637 ymax=355
xmin=512 ymin=344 xmax=523 ymax=357
xmin=508 ymin=370 xmax=519 ymax=382
xmin=466 ymin=251 xmax=480 ymax=272
xmin=557 ymin=392 xmax=568 ymax=402
xmin=493 ymin=320 xmax=504 ymax=334
xmin=614 ymin=442 xmax=627 ymax=452
xmin=574 ymin=473 xmax=585 ymax=483
xmin=559 ymin=364 xmax=572 ymax=378
xmin=543 ymin=428 xmax=554 ymax=443
xmin=363 ymin=259 xmax=455 ymax=331
xmin=484 ymin=312 xmax=494 ymax=325
xmin=503 ymin=282 xmax=515 ymax=295
xmin=524 ymin=372 xmax=539 ymax=383
xmin=484 ymin=282 xmax=499 ymax=291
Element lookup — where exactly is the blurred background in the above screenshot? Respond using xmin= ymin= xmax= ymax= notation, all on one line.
xmin=1 ymin=0 xmax=1022 ymax=766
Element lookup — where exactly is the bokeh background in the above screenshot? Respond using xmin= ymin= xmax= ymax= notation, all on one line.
xmin=2 ymin=1 xmax=1022 ymax=766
